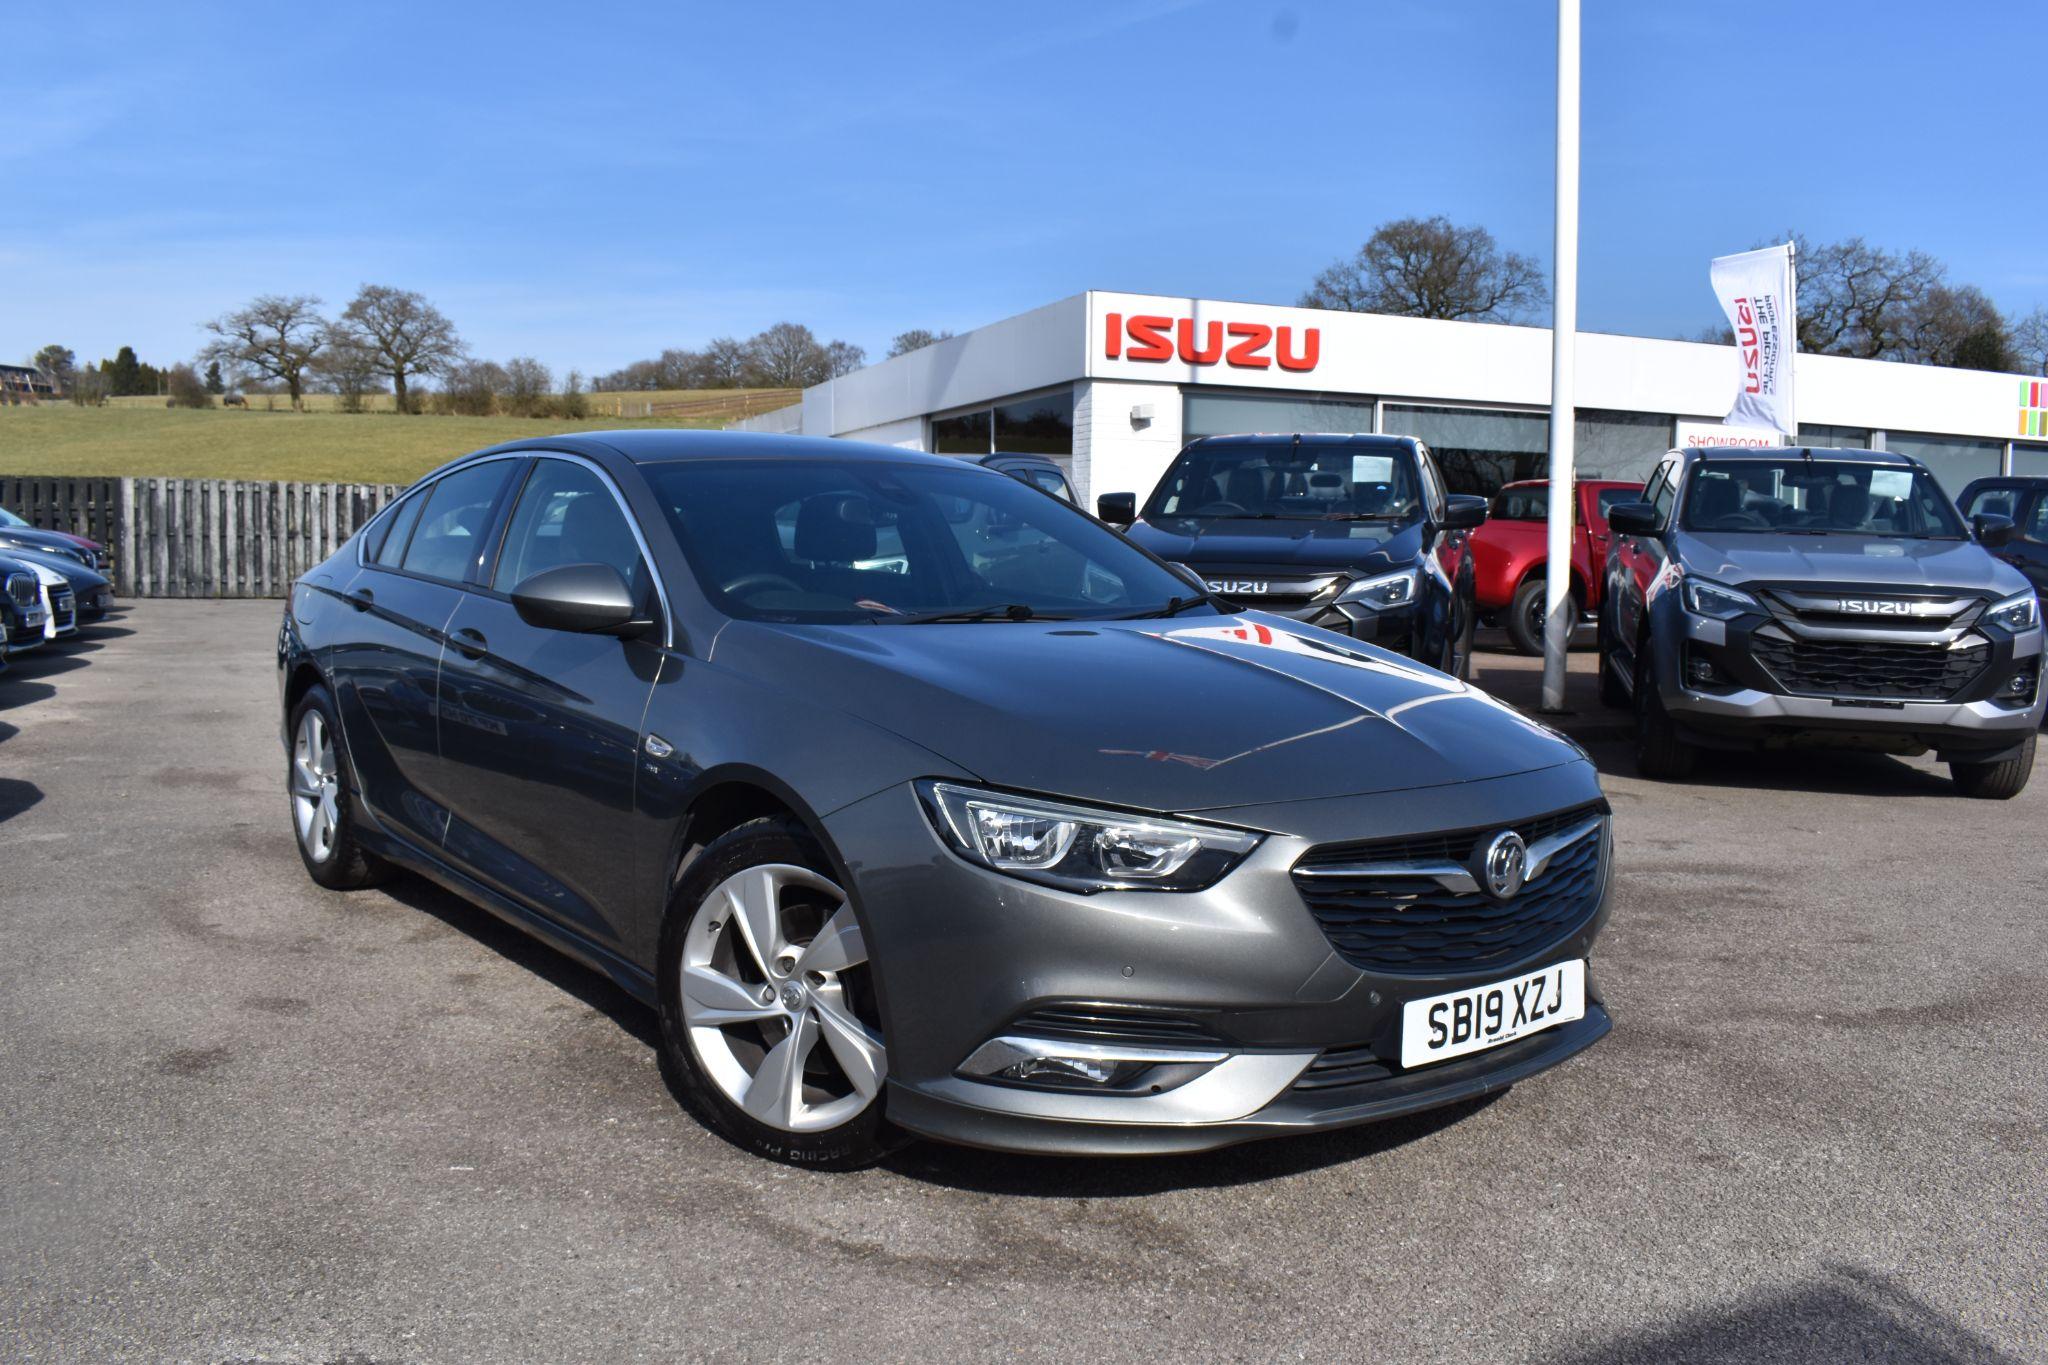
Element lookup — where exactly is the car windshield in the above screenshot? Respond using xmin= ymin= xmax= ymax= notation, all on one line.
xmin=1144 ymin=442 xmax=1423 ymax=522
xmin=1680 ymin=460 xmax=1967 ymax=538
xmin=650 ymin=458 xmax=1205 ymax=624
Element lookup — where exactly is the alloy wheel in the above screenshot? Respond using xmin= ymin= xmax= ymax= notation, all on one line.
xmin=679 ymin=864 xmax=887 ymax=1133
xmin=289 ymin=709 xmax=341 ymax=863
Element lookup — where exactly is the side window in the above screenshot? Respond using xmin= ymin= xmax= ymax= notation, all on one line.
xmin=1417 ymin=448 xmax=1447 ymax=522
xmin=371 ymin=493 xmax=426 ymax=569
xmin=1647 ymin=463 xmax=1678 ymax=526
xmin=401 ymin=460 xmax=514 ymax=583
xmin=2024 ymin=494 xmax=2048 ymax=545
xmin=492 ymin=459 xmax=648 ymax=595
xmin=1964 ymin=486 xmax=2018 ymax=521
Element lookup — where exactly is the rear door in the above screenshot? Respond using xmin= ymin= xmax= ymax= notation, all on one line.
xmin=325 ymin=457 xmax=520 ymax=851
xmin=433 ymin=454 xmax=665 ymax=952
xmin=2012 ymin=491 xmax=2048 ymax=595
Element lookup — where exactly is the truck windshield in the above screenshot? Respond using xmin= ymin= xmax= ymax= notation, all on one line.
xmin=1144 ymin=443 xmax=1423 ymax=522
xmin=1679 ymin=460 xmax=1967 ymax=538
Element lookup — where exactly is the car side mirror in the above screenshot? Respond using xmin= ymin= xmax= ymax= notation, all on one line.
xmin=1097 ymin=492 xmax=1137 ymax=526
xmin=510 ymin=562 xmax=653 ymax=638
xmin=1440 ymin=494 xmax=1488 ymax=531
xmin=1606 ymin=502 xmax=1660 ymax=537
xmin=1972 ymin=512 xmax=2016 ymax=548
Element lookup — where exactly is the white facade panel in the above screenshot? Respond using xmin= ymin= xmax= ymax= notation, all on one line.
xmin=835 ymin=414 xmax=925 ymax=449
xmin=1074 ymin=379 xmax=1185 ymax=506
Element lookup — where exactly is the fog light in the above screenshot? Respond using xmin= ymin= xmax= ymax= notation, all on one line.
xmin=2002 ymin=667 xmax=2038 ymax=701
xmin=957 ymin=1035 xmax=1228 ymax=1093
xmin=1683 ymin=647 xmax=1734 ymax=692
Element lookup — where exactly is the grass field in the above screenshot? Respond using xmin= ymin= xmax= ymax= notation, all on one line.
xmin=2 ymin=406 xmax=659 ymax=483
xmin=101 ymin=388 xmax=794 ymax=418
xmin=1 ymin=392 xmax=799 ymax=483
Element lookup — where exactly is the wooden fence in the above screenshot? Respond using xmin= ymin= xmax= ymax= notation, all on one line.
xmin=0 ymin=476 xmax=405 ymax=597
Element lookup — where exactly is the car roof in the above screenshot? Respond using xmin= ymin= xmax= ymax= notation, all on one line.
xmin=975 ymin=451 xmax=1064 ymax=468
xmin=1685 ymin=444 xmax=1921 ymax=468
xmin=1496 ymin=478 xmax=1642 ymax=490
xmin=469 ymin=428 xmax=968 ymax=469
xmin=1186 ymin=432 xmax=1414 ymax=450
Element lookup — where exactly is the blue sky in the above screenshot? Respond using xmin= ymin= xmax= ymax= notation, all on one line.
xmin=8 ymin=0 xmax=2044 ymax=377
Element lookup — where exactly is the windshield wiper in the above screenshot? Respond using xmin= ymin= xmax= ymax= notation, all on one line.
xmin=1126 ymin=595 xmax=1217 ymax=619
xmin=877 ymin=603 xmax=1062 ymax=624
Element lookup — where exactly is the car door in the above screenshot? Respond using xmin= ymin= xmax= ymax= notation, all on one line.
xmin=433 ymin=454 xmax=666 ymax=953
xmin=1410 ymin=445 xmax=1466 ymax=667
xmin=325 ymin=457 xmax=520 ymax=851
xmin=1613 ymin=460 xmax=1675 ymax=651
xmin=2013 ymin=491 xmax=2048 ymax=595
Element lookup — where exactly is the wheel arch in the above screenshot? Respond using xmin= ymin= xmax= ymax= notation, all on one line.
xmin=1515 ymin=560 xmax=1590 ymax=605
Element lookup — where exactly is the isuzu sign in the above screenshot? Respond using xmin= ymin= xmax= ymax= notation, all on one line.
xmin=1708 ymin=244 xmax=1798 ymax=438
xmin=1105 ymin=312 xmax=1320 ymax=372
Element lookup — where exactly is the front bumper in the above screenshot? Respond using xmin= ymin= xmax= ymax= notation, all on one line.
xmin=823 ymin=764 xmax=1612 ymax=1156
xmin=1660 ymin=609 xmax=2045 ymax=759
xmin=1250 ymin=598 xmax=1416 ymax=653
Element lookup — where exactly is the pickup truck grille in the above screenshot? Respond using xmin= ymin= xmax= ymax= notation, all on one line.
xmin=1751 ymin=635 xmax=1989 ymax=702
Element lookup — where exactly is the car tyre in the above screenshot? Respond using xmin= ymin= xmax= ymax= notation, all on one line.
xmin=656 ymin=817 xmax=901 ymax=1170
xmin=1507 ymin=577 xmax=1577 ymax=657
xmin=1633 ymin=645 xmax=1697 ymax=780
xmin=287 ymin=684 xmax=392 ymax=890
xmin=1950 ymin=735 xmax=2034 ymax=800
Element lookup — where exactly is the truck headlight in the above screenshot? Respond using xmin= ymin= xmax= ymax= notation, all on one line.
xmin=1336 ymin=568 xmax=1417 ymax=609
xmin=1985 ymin=592 xmax=2039 ymax=634
xmin=1682 ymin=578 xmax=1759 ymax=621
xmin=920 ymin=781 xmax=1262 ymax=893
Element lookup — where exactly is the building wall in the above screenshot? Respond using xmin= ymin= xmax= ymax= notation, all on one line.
xmin=1073 ymin=379 xmax=1184 ymax=506
xmin=836 ymin=414 xmax=925 ymax=448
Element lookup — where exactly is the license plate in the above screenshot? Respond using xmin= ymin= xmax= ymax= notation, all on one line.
xmin=1400 ymin=960 xmax=1586 ymax=1069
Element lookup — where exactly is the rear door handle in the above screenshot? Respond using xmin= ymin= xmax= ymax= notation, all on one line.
xmin=451 ymin=627 xmax=488 ymax=659
xmin=349 ymin=587 xmax=374 ymax=610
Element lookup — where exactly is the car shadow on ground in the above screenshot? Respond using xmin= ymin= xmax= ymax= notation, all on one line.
xmin=884 ymin=1094 xmax=1501 ymax=1195
xmin=376 ymin=872 xmax=660 ymax=1050
xmin=1538 ymin=1264 xmax=2022 ymax=1365
xmin=0 ymin=777 xmax=44 ymax=825
xmin=0 ymin=676 xmax=60 ymax=710
xmin=1577 ymin=735 xmax=1965 ymax=797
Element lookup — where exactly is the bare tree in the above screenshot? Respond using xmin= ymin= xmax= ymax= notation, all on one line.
xmin=1895 ymin=283 xmax=2014 ymax=370
xmin=1301 ymin=216 xmax=1548 ymax=323
xmin=201 ymin=295 xmax=326 ymax=408
xmin=1785 ymin=234 xmax=1945 ymax=359
xmin=824 ymin=339 xmax=866 ymax=378
xmin=744 ymin=323 xmax=829 ymax=386
xmin=165 ymin=363 xmax=211 ymax=409
xmin=340 ymin=285 xmax=464 ymax=414
xmin=503 ymin=356 xmax=553 ymax=416
xmin=436 ymin=359 xmax=509 ymax=416
xmin=701 ymin=337 xmax=750 ymax=387
xmin=318 ymin=325 xmax=385 ymax=413
xmin=2010 ymin=307 xmax=2048 ymax=376
xmin=886 ymin=328 xmax=954 ymax=358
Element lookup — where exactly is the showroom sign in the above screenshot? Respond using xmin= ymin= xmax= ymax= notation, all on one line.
xmin=1104 ymin=312 xmax=1320 ymax=372
xmin=1675 ymin=420 xmax=1783 ymax=450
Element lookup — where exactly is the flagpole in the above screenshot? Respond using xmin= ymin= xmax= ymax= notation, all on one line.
xmin=1541 ymin=0 xmax=1580 ymax=713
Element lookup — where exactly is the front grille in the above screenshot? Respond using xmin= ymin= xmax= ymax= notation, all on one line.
xmin=1007 ymin=1004 xmax=1226 ymax=1046
xmin=1294 ymin=801 xmax=1606 ymax=872
xmin=1291 ymin=1042 xmax=1395 ymax=1091
xmin=1223 ymin=592 xmax=1322 ymax=614
xmin=1751 ymin=635 xmax=1989 ymax=701
xmin=1291 ymin=818 xmax=1606 ymax=975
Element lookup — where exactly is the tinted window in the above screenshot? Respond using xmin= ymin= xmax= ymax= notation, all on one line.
xmin=930 ymin=409 xmax=992 ymax=455
xmin=1183 ymin=391 xmax=1376 ymax=440
xmin=991 ymin=389 xmax=1075 ymax=456
xmin=2025 ymin=495 xmax=2048 ymax=544
xmin=402 ymin=461 xmax=513 ymax=581
xmin=1963 ymin=486 xmax=2022 ymax=521
xmin=1680 ymin=460 xmax=1966 ymax=537
xmin=649 ymin=458 xmax=1194 ymax=623
xmin=371 ymin=494 xmax=426 ymax=568
xmin=1491 ymin=487 xmax=1545 ymax=521
xmin=1647 ymin=464 xmax=1677 ymax=525
xmin=1381 ymin=404 xmax=1545 ymax=496
xmin=493 ymin=459 xmax=646 ymax=596
xmin=1017 ymin=467 xmax=1074 ymax=502
xmin=1595 ymin=486 xmax=1643 ymax=520
xmin=1146 ymin=442 xmax=1423 ymax=522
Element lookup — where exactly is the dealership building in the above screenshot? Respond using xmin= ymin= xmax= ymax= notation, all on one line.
xmin=744 ymin=290 xmax=2048 ymax=505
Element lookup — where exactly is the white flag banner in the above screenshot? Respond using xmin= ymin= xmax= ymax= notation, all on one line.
xmin=1709 ymin=244 xmax=1797 ymax=437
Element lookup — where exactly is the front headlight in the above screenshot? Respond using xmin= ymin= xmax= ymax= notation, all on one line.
xmin=1986 ymin=592 xmax=2040 ymax=634
xmin=920 ymin=781 xmax=1262 ymax=893
xmin=1681 ymin=577 xmax=1759 ymax=620
xmin=1336 ymin=568 xmax=1418 ymax=609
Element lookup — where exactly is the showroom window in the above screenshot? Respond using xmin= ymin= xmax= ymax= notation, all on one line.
xmin=1575 ymin=410 xmax=1671 ymax=486
xmin=929 ymin=387 xmax=1073 ymax=456
xmin=2012 ymin=443 xmax=2048 ymax=477
xmin=1798 ymin=424 xmax=1870 ymax=449
xmin=1883 ymin=432 xmax=2004 ymax=498
xmin=1183 ymin=391 xmax=1375 ymax=440
xmin=1380 ymin=404 xmax=1547 ymax=496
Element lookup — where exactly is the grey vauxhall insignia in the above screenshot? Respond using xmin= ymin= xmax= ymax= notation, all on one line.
xmin=279 ymin=430 xmax=1613 ymax=1167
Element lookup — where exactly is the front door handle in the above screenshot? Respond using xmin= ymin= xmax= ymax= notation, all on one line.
xmin=451 ymin=627 xmax=488 ymax=659
xmin=349 ymin=587 xmax=374 ymax=611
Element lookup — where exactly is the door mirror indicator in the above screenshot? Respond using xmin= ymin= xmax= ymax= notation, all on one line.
xmin=510 ymin=562 xmax=653 ymax=637
xmin=1606 ymin=502 xmax=1659 ymax=537
xmin=1440 ymin=494 xmax=1488 ymax=531
xmin=1096 ymin=492 xmax=1137 ymax=526
xmin=1972 ymin=512 xmax=2017 ymax=549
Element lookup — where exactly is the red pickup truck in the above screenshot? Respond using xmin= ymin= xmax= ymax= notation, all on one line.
xmin=1469 ymin=479 xmax=1643 ymax=655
